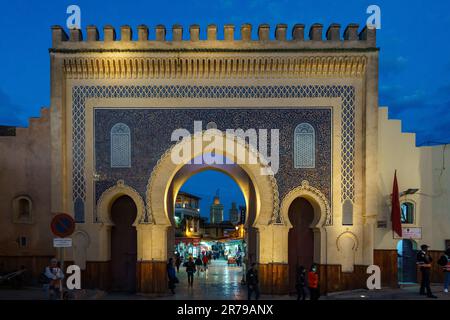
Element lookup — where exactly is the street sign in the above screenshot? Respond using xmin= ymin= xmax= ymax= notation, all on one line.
xmin=53 ymin=238 xmax=72 ymax=248
xmin=402 ymin=227 xmax=422 ymax=239
xmin=51 ymin=213 xmax=75 ymax=238
xmin=393 ymin=227 xmax=422 ymax=239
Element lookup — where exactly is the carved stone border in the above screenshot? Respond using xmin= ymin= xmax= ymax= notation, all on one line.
xmin=63 ymin=56 xmax=367 ymax=79
xmin=96 ymin=179 xmax=146 ymax=226
xmin=280 ymin=180 xmax=332 ymax=226
xmin=145 ymin=131 xmax=281 ymax=225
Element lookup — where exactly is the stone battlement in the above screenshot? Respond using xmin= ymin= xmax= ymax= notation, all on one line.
xmin=51 ymin=23 xmax=376 ymax=51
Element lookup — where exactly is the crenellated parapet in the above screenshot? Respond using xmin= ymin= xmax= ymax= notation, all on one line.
xmin=51 ymin=23 xmax=376 ymax=79
xmin=51 ymin=23 xmax=376 ymax=50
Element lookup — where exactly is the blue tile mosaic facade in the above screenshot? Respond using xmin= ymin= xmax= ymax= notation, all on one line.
xmin=71 ymin=85 xmax=355 ymax=223
xmin=94 ymin=108 xmax=332 ymax=210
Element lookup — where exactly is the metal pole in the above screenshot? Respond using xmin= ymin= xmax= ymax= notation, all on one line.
xmin=60 ymin=247 xmax=65 ymax=300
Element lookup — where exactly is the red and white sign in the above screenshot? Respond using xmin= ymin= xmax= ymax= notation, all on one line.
xmin=50 ymin=213 xmax=75 ymax=238
xmin=394 ymin=227 xmax=422 ymax=239
xmin=53 ymin=238 xmax=72 ymax=248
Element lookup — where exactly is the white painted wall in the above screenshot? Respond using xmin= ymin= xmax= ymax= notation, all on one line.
xmin=376 ymin=107 xmax=450 ymax=251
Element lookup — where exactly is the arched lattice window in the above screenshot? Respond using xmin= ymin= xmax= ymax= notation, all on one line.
xmin=294 ymin=123 xmax=315 ymax=168
xmin=111 ymin=123 xmax=131 ymax=168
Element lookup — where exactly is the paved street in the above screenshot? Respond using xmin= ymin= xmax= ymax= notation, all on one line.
xmin=0 ymin=260 xmax=449 ymax=300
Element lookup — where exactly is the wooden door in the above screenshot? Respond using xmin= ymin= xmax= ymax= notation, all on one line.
xmin=288 ymin=197 xmax=315 ymax=293
xmin=111 ymin=195 xmax=137 ymax=292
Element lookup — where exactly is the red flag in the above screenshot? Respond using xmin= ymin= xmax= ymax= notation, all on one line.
xmin=391 ymin=170 xmax=402 ymax=237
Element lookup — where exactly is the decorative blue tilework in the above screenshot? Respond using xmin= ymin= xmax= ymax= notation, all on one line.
xmin=72 ymin=85 xmax=355 ymax=218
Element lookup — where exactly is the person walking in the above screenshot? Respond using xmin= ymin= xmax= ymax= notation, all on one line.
xmin=202 ymin=254 xmax=209 ymax=277
xmin=417 ymin=244 xmax=437 ymax=298
xmin=295 ymin=266 xmax=307 ymax=301
xmin=438 ymin=247 xmax=450 ymax=293
xmin=44 ymin=258 xmax=64 ymax=300
xmin=246 ymin=263 xmax=260 ymax=300
xmin=308 ymin=264 xmax=320 ymax=300
xmin=175 ymin=255 xmax=182 ymax=273
xmin=195 ymin=256 xmax=203 ymax=277
xmin=167 ymin=258 xmax=177 ymax=294
xmin=184 ymin=257 xmax=196 ymax=287
xmin=236 ymin=251 xmax=242 ymax=267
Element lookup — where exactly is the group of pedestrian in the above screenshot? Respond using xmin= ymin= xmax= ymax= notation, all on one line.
xmin=418 ymin=244 xmax=450 ymax=298
xmin=166 ymin=253 xmax=211 ymax=294
xmin=167 ymin=245 xmax=450 ymax=298
xmin=194 ymin=254 xmax=209 ymax=277
xmin=244 ymin=262 xmax=320 ymax=301
xmin=295 ymin=264 xmax=320 ymax=301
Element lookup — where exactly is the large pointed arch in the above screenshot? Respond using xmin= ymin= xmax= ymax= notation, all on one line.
xmin=145 ymin=130 xmax=281 ymax=228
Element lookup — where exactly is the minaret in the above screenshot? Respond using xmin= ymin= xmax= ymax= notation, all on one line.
xmin=210 ymin=189 xmax=224 ymax=224
xmin=229 ymin=202 xmax=239 ymax=225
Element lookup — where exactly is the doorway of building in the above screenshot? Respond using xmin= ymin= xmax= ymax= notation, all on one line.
xmin=397 ymin=239 xmax=417 ymax=284
xmin=288 ymin=197 xmax=315 ymax=293
xmin=110 ymin=195 xmax=137 ymax=292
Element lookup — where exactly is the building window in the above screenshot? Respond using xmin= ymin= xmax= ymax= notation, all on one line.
xmin=294 ymin=123 xmax=315 ymax=168
xmin=18 ymin=236 xmax=28 ymax=248
xmin=111 ymin=123 xmax=131 ymax=168
xmin=401 ymin=202 xmax=414 ymax=224
xmin=12 ymin=196 xmax=32 ymax=224
xmin=342 ymin=200 xmax=353 ymax=226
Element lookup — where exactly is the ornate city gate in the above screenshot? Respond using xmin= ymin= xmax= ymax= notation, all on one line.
xmin=49 ymin=22 xmax=378 ymax=293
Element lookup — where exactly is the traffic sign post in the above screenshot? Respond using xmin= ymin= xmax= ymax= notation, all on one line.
xmin=51 ymin=213 xmax=75 ymax=238
xmin=50 ymin=213 xmax=75 ymax=300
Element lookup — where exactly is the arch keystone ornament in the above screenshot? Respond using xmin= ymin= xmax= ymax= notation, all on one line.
xmin=96 ymin=179 xmax=146 ymax=226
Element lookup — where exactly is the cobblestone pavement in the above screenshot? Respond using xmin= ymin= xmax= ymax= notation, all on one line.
xmin=1 ymin=260 xmax=449 ymax=300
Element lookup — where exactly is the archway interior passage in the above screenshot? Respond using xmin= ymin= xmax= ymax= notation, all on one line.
xmin=110 ymin=195 xmax=137 ymax=292
xmin=288 ymin=197 xmax=315 ymax=293
xmin=168 ymin=163 xmax=256 ymax=297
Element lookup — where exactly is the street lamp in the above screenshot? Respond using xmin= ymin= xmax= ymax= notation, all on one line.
xmin=400 ymin=188 xmax=419 ymax=197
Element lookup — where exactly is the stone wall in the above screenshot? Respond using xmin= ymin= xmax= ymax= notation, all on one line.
xmin=0 ymin=108 xmax=53 ymax=257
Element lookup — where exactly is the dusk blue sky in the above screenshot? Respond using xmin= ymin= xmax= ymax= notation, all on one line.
xmin=1 ymin=1 xmax=449 ymax=210
xmin=180 ymin=171 xmax=245 ymax=222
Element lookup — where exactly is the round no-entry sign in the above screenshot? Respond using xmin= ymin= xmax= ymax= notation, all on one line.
xmin=51 ymin=213 xmax=75 ymax=238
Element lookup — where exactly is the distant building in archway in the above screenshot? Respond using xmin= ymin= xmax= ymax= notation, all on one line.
xmin=210 ymin=194 xmax=224 ymax=224
xmin=229 ymin=202 xmax=240 ymax=225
